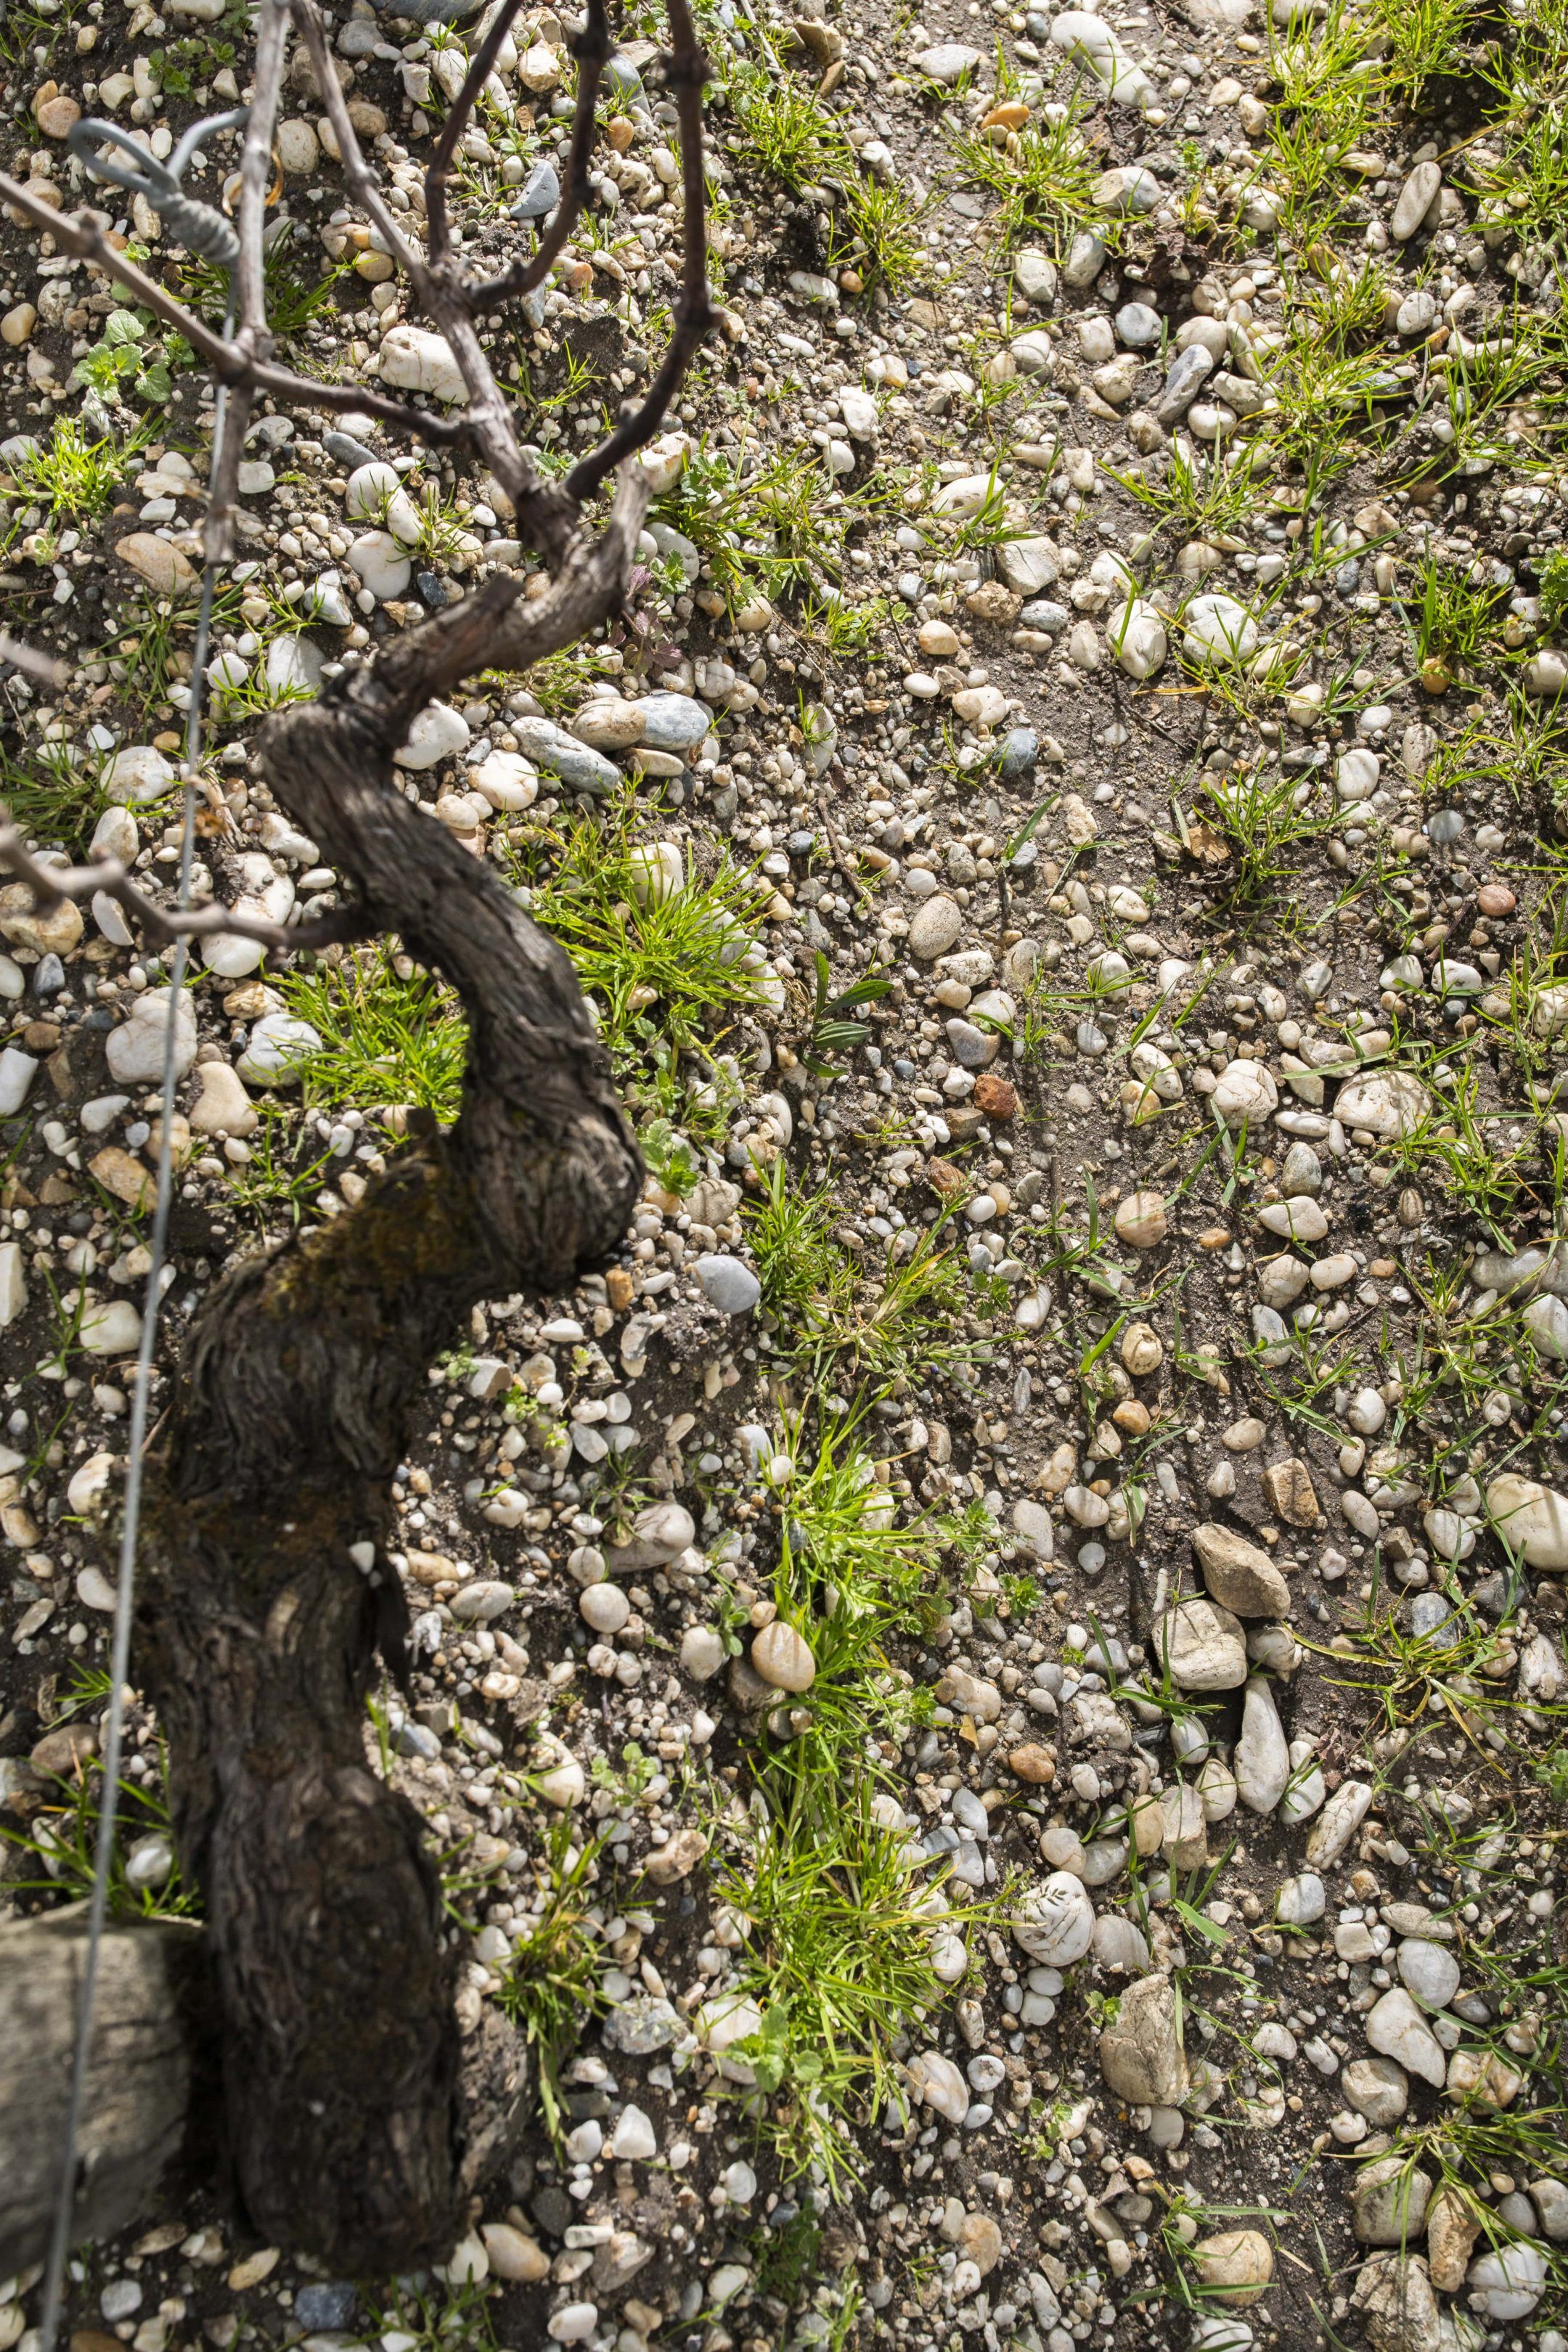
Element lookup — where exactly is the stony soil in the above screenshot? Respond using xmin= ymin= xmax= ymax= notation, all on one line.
xmin=0 ymin=0 xmax=1566 ymax=2349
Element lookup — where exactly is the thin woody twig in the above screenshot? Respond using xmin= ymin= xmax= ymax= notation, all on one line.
xmin=0 ymin=830 xmax=369 ymax=956
xmin=0 ymin=171 xmax=471 ymax=456
xmin=0 ymin=634 xmax=68 ymax=688
xmin=289 ymin=0 xmax=428 ymax=290
xmin=466 ymin=0 xmax=611 ymax=311
xmin=236 ymin=0 xmax=288 ymax=340
xmin=565 ymin=0 xmax=714 ymax=501
xmin=426 ymin=0 xmax=530 ymax=266
xmin=205 ymin=4 xmax=285 ymax=564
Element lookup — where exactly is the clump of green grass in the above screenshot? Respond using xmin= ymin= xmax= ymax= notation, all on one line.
xmin=495 ymin=1809 xmax=613 ymax=2147
xmin=1 ymin=1756 xmax=197 ymax=1924
xmin=278 ymin=947 xmax=467 ymax=1119
xmin=0 ymin=743 xmax=104 ymax=853
xmin=1 ymin=416 xmax=150 ymax=544
xmin=724 ymin=57 xmax=927 ymax=290
xmin=710 ymin=1423 xmax=986 ymax=2188
xmin=1186 ymin=760 xmax=1338 ymax=926
xmin=176 ymin=219 xmax=354 ymax=346
xmin=944 ymin=60 xmax=1101 ymax=252
xmin=1106 ymin=438 xmax=1270 ymax=538
xmin=745 ymin=1153 xmax=970 ymax=1391
xmin=653 ymin=436 xmax=844 ymax=614
xmin=513 ymin=788 xmax=774 ymax=1066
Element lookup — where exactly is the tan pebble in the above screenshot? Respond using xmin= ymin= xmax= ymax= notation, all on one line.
xmin=481 ymin=2222 xmax=550 ymax=2284
xmin=1260 ymin=1455 xmax=1318 ymax=1527
xmin=226 ymin=2250 xmax=279 ymax=2292
xmin=1008 ymin=1741 xmax=1056 ymax=1784
xmin=642 ymin=1826 xmax=708 ymax=1885
xmin=1114 ymin=1189 xmax=1167 ymax=1249
xmin=115 ymin=533 xmax=197 ymax=595
xmin=751 ymin=1618 xmax=815 ymax=1691
xmin=918 ymin=618 xmax=962 ymax=658
xmin=1120 ymin=1320 xmax=1164 ymax=1376
xmin=1 ymin=303 xmax=36 ymax=346
xmin=1191 ymin=2229 xmax=1273 ymax=2306
xmin=33 ymin=84 xmax=81 ymax=139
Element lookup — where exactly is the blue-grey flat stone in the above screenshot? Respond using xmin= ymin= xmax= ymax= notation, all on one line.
xmin=512 ymin=716 xmax=621 ymax=792
xmin=633 ymin=690 xmax=714 ymax=751
xmin=510 ymin=159 xmax=560 ymax=221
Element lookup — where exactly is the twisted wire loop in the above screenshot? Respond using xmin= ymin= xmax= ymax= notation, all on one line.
xmin=36 ymin=102 xmax=250 ymax=2352
xmin=67 ymin=109 xmax=249 ymax=266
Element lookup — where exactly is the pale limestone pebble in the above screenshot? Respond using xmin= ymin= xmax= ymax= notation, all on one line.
xmin=1192 ymin=1524 xmax=1290 ymax=1617
xmin=1257 ymin=1196 xmax=1328 ymax=1244
xmin=1098 ymin=1969 xmax=1185 ymax=2105
xmin=105 ymin=987 xmax=197 ymax=1085
xmin=908 ymin=895 xmax=964 ymax=960
xmin=1365 ymin=1988 xmax=1447 ymax=2088
xmin=276 ymin=116 xmax=319 ymax=173
xmin=378 ymin=323 xmax=468 ymax=402
xmin=1397 ymin=1937 xmax=1460 ymax=2011
xmin=907 ymin=2047 xmax=970 ymax=2122
xmin=1354 ymin=2159 xmax=1433 ymax=2245
xmin=236 ymin=1012 xmax=322 ymax=1088
xmin=1306 ymin=1777 xmax=1372 ymax=1866
xmin=0 ymin=1047 xmax=36 ymax=1117
xmin=1344 ymin=2054 xmax=1409 ymax=2125
xmin=1156 ymin=1596 xmax=1247 ymax=1689
xmin=1113 ymin=1189 xmax=1167 ymax=1248
xmin=1334 ymin=1069 xmax=1432 ymax=1140
xmin=1467 ymin=2243 xmax=1548 ymax=2322
xmin=396 ymin=701 xmax=471 ymax=770
xmin=1111 ymin=598 xmax=1168 ymax=679
xmin=910 ymin=41 xmax=983 ymax=81
xmin=750 ymin=1619 xmax=815 ymax=1691
xmin=1050 ymin=8 xmax=1158 ymax=106
xmin=1182 ymin=592 xmax=1257 ymax=665
xmin=1485 ymin=1471 xmax=1568 ymax=1569
xmin=1234 ymin=1678 xmax=1289 ymax=1813
xmin=470 ymin=750 xmax=537 ymax=812
xmin=115 ymin=533 xmax=197 ymax=595
xmin=1198 ymin=1754 xmax=1236 ymax=1821
xmin=80 ymin=1299 xmax=143 ymax=1355
xmin=105 ymin=744 xmax=178 ymax=806
xmin=481 ymin=2224 xmax=550 ymax=2284
xmin=1392 ymin=160 xmax=1443 ymax=240
xmin=347 ymin=528 xmax=412 ymax=601
xmin=1192 ymin=2230 xmax=1273 ymax=2306
xmin=1275 ymin=1871 xmax=1325 ymax=1927
xmin=0 ymin=1241 xmax=25 ymax=1329
xmin=1011 ymin=1871 xmax=1094 ymax=1966
xmin=0 ymin=881 xmax=81 ymax=959
xmin=1350 ymin=2251 xmax=1440 ymax=2352
xmin=679 ymin=1625 xmax=725 ymax=1680
xmin=1212 ymin=1058 xmax=1278 ymax=1127
xmin=67 ymin=1451 xmax=115 ymax=1518
xmin=1277 ymin=1739 xmax=1326 ymax=1824
xmin=1010 ymin=1496 xmax=1055 ymax=1559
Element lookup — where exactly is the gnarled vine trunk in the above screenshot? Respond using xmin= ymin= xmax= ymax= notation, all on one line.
xmin=136 ymin=548 xmax=645 ymax=2269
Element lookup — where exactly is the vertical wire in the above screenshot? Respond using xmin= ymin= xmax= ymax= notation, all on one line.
xmin=35 ymin=298 xmax=237 ymax=2352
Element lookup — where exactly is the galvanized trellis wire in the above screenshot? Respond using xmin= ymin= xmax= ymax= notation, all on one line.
xmin=36 ymin=110 xmax=248 ymax=2352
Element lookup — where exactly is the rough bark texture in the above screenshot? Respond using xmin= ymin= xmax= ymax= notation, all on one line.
xmin=0 ymin=1908 xmax=212 ymax=2274
xmin=136 ymin=529 xmax=646 ymax=2271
